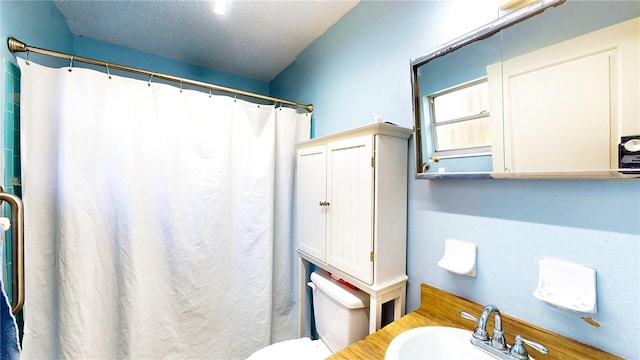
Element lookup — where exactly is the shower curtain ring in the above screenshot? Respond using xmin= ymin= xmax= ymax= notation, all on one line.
xmin=25 ymin=50 xmax=30 ymax=65
xmin=68 ymin=56 xmax=74 ymax=72
xmin=148 ymin=74 xmax=154 ymax=87
xmin=105 ymin=63 xmax=112 ymax=79
xmin=180 ymin=81 xmax=183 ymax=93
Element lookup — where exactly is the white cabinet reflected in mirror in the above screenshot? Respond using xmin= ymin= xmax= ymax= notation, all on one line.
xmin=411 ymin=0 xmax=640 ymax=179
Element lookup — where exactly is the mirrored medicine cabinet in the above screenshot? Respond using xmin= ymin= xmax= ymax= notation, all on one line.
xmin=411 ymin=0 xmax=640 ymax=179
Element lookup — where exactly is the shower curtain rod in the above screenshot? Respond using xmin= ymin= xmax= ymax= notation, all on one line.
xmin=7 ymin=37 xmax=313 ymax=113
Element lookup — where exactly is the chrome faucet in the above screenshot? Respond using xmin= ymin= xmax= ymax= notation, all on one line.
xmin=461 ymin=305 xmax=548 ymax=360
xmin=471 ymin=304 xmax=506 ymax=349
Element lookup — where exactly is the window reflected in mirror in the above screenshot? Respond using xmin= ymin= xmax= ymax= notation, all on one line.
xmin=428 ymin=79 xmax=491 ymax=155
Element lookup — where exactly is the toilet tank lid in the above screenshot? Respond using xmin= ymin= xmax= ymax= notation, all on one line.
xmin=310 ymin=270 xmax=370 ymax=309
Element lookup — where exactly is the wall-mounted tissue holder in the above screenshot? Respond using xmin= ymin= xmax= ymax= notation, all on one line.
xmin=437 ymin=239 xmax=477 ymax=277
xmin=533 ymin=257 xmax=597 ymax=313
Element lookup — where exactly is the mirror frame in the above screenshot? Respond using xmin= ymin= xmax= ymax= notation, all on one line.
xmin=410 ymin=0 xmax=568 ymax=179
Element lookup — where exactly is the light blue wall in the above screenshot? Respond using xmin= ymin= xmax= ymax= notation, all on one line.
xmin=1 ymin=0 xmax=73 ymax=66
xmin=272 ymin=1 xmax=640 ymax=358
xmin=71 ymin=36 xmax=269 ymax=95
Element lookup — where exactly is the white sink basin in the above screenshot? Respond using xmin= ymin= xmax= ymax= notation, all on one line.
xmin=384 ymin=326 xmax=496 ymax=360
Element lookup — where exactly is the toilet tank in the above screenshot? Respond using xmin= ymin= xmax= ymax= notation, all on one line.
xmin=309 ymin=270 xmax=370 ymax=353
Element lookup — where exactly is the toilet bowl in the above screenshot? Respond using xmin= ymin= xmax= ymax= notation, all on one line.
xmin=246 ymin=269 xmax=370 ymax=359
xmin=245 ymin=337 xmax=332 ymax=360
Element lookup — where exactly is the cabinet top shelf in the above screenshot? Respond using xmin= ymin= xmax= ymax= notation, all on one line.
xmin=298 ymin=123 xmax=413 ymax=148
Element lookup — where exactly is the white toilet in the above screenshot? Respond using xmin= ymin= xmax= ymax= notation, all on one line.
xmin=247 ymin=269 xmax=370 ymax=359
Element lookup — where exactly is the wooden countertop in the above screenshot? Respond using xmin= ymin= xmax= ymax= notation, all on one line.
xmin=329 ymin=284 xmax=621 ymax=360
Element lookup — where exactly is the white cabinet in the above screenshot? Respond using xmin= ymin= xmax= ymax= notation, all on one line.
xmin=296 ymin=144 xmax=328 ymax=262
xmin=295 ymin=123 xmax=412 ymax=334
xmin=325 ymin=135 xmax=375 ymax=283
xmin=298 ymin=135 xmax=375 ymax=282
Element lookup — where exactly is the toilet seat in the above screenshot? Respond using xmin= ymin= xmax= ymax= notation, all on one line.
xmin=245 ymin=337 xmax=332 ymax=360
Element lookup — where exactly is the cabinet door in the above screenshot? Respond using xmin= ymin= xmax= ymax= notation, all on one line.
xmin=326 ymin=135 xmax=374 ymax=284
xmin=296 ymin=145 xmax=328 ymax=261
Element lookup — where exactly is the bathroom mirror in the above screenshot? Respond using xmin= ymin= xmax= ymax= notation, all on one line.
xmin=411 ymin=0 xmax=640 ymax=179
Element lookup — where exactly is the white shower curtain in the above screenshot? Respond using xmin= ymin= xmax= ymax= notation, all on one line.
xmin=17 ymin=58 xmax=310 ymax=360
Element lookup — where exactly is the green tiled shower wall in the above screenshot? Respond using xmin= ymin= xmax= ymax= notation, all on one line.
xmin=3 ymin=59 xmax=21 ymax=303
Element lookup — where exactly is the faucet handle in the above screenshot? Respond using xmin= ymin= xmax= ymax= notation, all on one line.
xmin=491 ymin=328 xmax=507 ymax=350
xmin=509 ymin=335 xmax=549 ymax=360
xmin=460 ymin=311 xmax=478 ymax=322
xmin=460 ymin=311 xmax=490 ymax=341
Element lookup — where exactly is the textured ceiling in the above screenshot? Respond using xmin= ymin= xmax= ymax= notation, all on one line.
xmin=54 ymin=0 xmax=359 ymax=81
